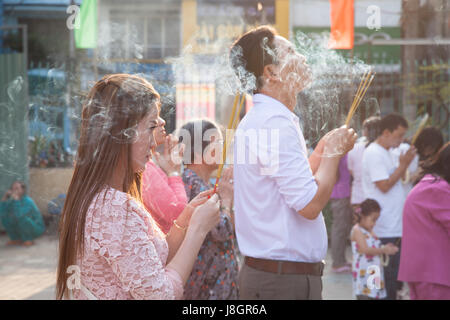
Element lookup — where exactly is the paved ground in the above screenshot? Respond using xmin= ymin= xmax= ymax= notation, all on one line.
xmin=0 ymin=233 xmax=353 ymax=300
xmin=0 ymin=233 xmax=58 ymax=300
xmin=322 ymin=246 xmax=354 ymax=300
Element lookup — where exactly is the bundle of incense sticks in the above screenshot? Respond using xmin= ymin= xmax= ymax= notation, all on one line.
xmin=212 ymin=93 xmax=246 ymax=194
xmin=345 ymin=70 xmax=376 ymax=127
xmin=411 ymin=113 xmax=429 ymax=145
xmin=401 ymin=114 xmax=429 ymax=184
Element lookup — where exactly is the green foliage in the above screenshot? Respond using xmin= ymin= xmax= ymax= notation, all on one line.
xmin=28 ymin=135 xmax=47 ymax=167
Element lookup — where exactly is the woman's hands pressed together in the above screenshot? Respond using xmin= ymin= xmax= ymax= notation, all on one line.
xmin=155 ymin=134 xmax=185 ymax=176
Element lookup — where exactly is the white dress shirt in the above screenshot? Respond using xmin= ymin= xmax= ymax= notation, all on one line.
xmin=233 ymin=94 xmax=328 ymax=263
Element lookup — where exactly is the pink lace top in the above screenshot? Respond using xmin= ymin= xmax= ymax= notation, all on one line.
xmin=73 ymin=187 xmax=184 ymax=300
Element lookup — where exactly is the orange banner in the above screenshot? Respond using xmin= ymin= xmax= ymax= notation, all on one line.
xmin=329 ymin=0 xmax=354 ymax=49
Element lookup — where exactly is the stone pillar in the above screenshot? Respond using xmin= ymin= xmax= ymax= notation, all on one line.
xmin=401 ymin=0 xmax=420 ymax=122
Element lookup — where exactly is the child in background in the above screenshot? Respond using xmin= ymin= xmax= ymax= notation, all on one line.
xmin=351 ymin=199 xmax=399 ymax=300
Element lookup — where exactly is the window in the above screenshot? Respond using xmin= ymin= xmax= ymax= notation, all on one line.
xmin=109 ymin=9 xmax=181 ymax=60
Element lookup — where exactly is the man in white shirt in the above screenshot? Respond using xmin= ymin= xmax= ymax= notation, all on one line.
xmin=230 ymin=26 xmax=357 ymax=300
xmin=362 ymin=113 xmax=416 ymax=300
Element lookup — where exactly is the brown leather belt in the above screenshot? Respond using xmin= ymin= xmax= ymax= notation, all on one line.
xmin=245 ymin=257 xmax=325 ymax=276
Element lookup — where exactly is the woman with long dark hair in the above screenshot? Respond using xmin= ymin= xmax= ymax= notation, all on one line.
xmin=141 ymin=116 xmax=188 ymax=235
xmin=410 ymin=126 xmax=444 ymax=185
xmin=399 ymin=142 xmax=450 ymax=299
xmin=56 ymin=74 xmax=220 ymax=300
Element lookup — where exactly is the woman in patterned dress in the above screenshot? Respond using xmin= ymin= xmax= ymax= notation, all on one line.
xmin=178 ymin=119 xmax=239 ymax=300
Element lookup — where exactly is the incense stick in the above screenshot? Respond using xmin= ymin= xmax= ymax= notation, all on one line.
xmin=345 ymin=70 xmax=368 ymax=126
xmin=352 ymin=70 xmax=368 ymax=110
xmin=411 ymin=113 xmax=429 ymax=145
xmin=345 ymin=71 xmax=375 ymax=127
xmin=345 ymin=71 xmax=372 ymax=126
xmin=232 ymin=93 xmax=246 ymax=132
xmin=212 ymin=93 xmax=244 ymax=194
xmin=349 ymin=73 xmax=375 ymax=124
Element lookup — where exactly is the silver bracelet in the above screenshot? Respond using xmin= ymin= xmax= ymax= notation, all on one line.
xmin=173 ymin=219 xmax=187 ymax=232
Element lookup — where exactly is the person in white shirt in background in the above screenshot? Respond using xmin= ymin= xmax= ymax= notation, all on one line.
xmin=348 ymin=116 xmax=381 ymax=209
xmin=362 ymin=113 xmax=417 ymax=300
xmin=230 ymin=26 xmax=357 ymax=300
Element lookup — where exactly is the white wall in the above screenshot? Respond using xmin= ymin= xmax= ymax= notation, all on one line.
xmin=292 ymin=0 xmax=402 ymax=27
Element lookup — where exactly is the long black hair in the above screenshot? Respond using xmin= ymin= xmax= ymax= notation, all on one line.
xmin=413 ymin=127 xmax=444 ymax=162
xmin=422 ymin=142 xmax=450 ymax=184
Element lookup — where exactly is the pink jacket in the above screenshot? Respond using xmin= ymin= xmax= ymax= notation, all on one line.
xmin=142 ymin=161 xmax=188 ymax=234
xmin=398 ymin=174 xmax=450 ymax=287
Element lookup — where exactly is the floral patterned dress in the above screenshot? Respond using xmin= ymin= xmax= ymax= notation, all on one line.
xmin=351 ymin=224 xmax=387 ymax=299
xmin=182 ymin=168 xmax=239 ymax=300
